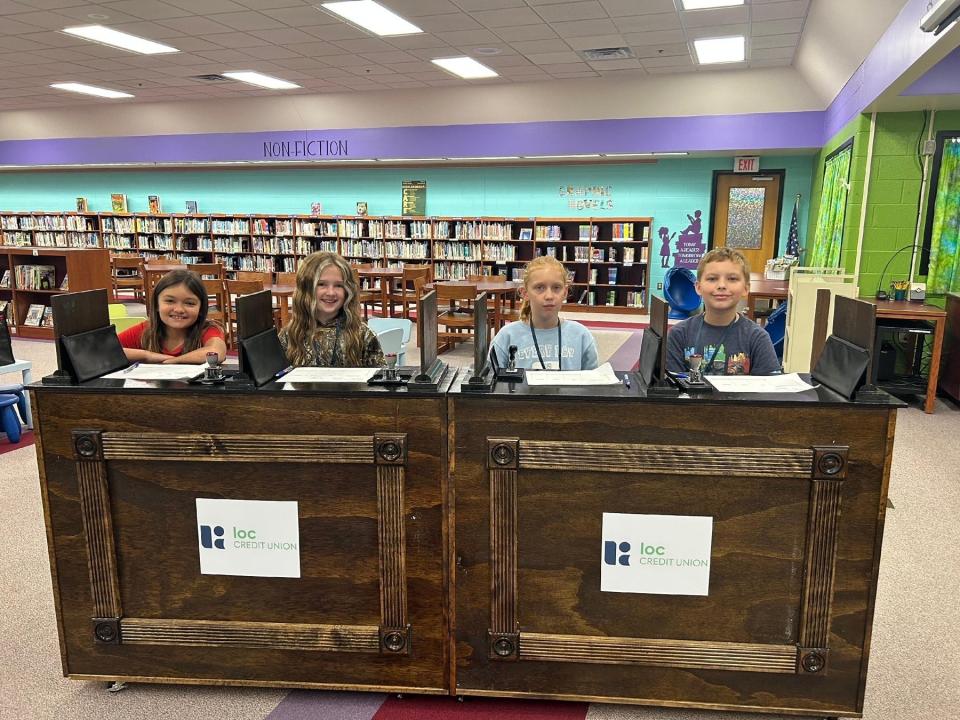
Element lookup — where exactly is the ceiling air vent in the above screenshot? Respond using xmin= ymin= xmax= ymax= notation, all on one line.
xmin=192 ymin=74 xmax=231 ymax=82
xmin=581 ymin=47 xmax=635 ymax=61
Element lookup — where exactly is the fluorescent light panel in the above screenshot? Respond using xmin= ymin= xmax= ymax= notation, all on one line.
xmin=376 ymin=158 xmax=444 ymax=162
xmin=431 ymin=57 xmax=498 ymax=79
xmin=63 ymin=25 xmax=178 ymax=54
xmin=524 ymin=154 xmax=601 ymax=159
xmin=694 ymin=36 xmax=745 ymax=64
xmin=447 ymin=156 xmax=521 ymax=160
xmin=320 ymin=1 xmax=422 ymax=36
xmin=50 ymin=82 xmax=133 ymax=99
xmin=681 ymin=0 xmax=744 ymax=9
xmin=222 ymin=71 xmax=300 ymax=89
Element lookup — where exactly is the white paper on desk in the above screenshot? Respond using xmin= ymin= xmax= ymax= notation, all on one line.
xmin=524 ymin=362 xmax=622 ymax=386
xmin=705 ymin=373 xmax=815 ymax=394
xmin=281 ymin=367 xmax=377 ymax=383
xmin=101 ymin=364 xmax=206 ymax=380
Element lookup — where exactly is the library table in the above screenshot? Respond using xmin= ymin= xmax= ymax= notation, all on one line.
xmin=32 ymin=372 xmax=455 ymax=693
xmin=425 ymin=279 xmax=521 ymax=329
xmin=747 ymin=273 xmax=789 ymax=323
xmin=358 ymin=267 xmax=403 ymax=318
xmin=268 ymin=284 xmax=294 ymax=327
xmin=874 ymin=299 xmax=946 ymax=414
xmin=449 ymin=376 xmax=901 ymax=717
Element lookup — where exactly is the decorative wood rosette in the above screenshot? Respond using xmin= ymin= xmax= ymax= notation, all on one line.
xmin=486 ymin=437 xmax=848 ymax=675
xmin=74 ymin=430 xmax=410 ymax=656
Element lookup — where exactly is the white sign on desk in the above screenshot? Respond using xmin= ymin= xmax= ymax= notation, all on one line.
xmin=196 ymin=499 xmax=300 ymax=578
xmin=601 ymin=513 xmax=713 ymax=596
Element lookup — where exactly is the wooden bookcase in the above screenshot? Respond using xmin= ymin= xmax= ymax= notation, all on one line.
xmin=0 ymin=211 xmax=653 ymax=312
xmin=0 ymin=246 xmax=111 ymax=339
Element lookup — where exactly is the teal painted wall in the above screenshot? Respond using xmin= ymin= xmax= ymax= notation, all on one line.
xmin=0 ymin=156 xmax=813 ymax=296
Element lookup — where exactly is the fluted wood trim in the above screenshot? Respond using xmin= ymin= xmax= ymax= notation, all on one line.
xmin=490 ymin=465 xmax=518 ymax=635
xmin=101 ymin=433 xmax=373 ymax=464
xmin=75 ymin=441 xmax=122 ymax=620
xmin=121 ymin=618 xmax=380 ymax=652
xmin=377 ymin=464 xmax=407 ymax=631
xmin=519 ymin=441 xmax=812 ymax=478
xmin=799 ymin=477 xmax=844 ymax=651
xmin=520 ymin=633 xmax=797 ymax=674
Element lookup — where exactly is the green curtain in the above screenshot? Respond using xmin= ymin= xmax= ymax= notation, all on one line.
xmin=927 ymin=139 xmax=960 ymax=294
xmin=810 ymin=146 xmax=852 ymax=267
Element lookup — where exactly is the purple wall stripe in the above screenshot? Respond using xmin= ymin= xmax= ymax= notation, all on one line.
xmin=0 ymin=112 xmax=824 ymax=167
xmin=265 ymin=690 xmax=386 ymax=720
xmin=901 ymin=46 xmax=960 ymax=95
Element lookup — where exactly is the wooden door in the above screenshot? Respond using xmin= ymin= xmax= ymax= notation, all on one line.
xmin=712 ymin=172 xmax=782 ymax=272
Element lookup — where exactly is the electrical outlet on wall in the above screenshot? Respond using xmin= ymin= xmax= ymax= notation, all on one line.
xmin=657 ymin=282 xmax=663 ymax=290
xmin=922 ymin=139 xmax=937 ymax=156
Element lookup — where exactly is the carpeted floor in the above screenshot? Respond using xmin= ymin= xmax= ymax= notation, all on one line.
xmin=2 ymin=334 xmax=958 ymax=720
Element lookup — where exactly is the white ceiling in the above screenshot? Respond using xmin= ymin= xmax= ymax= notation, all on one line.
xmin=0 ymin=0 xmax=820 ymax=109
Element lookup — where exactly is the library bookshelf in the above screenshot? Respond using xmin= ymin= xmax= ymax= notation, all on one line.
xmin=1 ymin=211 xmax=652 ymax=312
xmin=0 ymin=246 xmax=111 ymax=339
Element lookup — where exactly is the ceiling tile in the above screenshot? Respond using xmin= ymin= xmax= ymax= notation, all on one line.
xmin=641 ymin=53 xmax=693 ymax=68
xmin=271 ymin=56 xmax=332 ymax=70
xmin=452 ymin=0 xmax=524 ymax=9
xmin=631 ymin=42 xmax=689 ymax=58
xmin=168 ymin=36 xmax=228 ymax=51
xmin=534 ymin=1 xmax=607 ymax=23
xmin=322 ymin=53 xmax=372 ymax=68
xmin=262 ymin=6 xmax=333 ymax=26
xmin=551 ymin=18 xmax=619 ymax=38
xmin=687 ymin=23 xmax=747 ymax=39
xmin=387 ymin=33 xmax=455 ymax=49
xmin=242 ymin=44 xmax=305 ymax=59
xmin=415 ymin=12 xmax=481 ymax=32
xmin=358 ymin=49 xmax=421 ymax=64
xmin=751 ymin=32 xmax=799 ymax=50
xmin=0 ymin=35 xmax=48 ymax=50
xmin=752 ymin=0 xmax=809 ymax=22
xmin=165 ymin=0 xmax=248 ymax=13
xmin=751 ymin=45 xmax=795 ymax=61
xmin=334 ymin=37 xmax=401 ymax=54
xmin=599 ymin=0 xmax=675 ymax=16
xmin=5 ymin=10 xmax=73 ymax=29
xmin=470 ymin=7 xmax=541 ymax=28
xmin=539 ymin=61 xmax=593 ymax=72
xmin=204 ymin=31 xmax=272 ymax=48
xmin=437 ymin=28 xmax=502 ymax=45
xmin=385 ymin=0 xmax=463 ymax=16
xmin=53 ymin=4 xmax=143 ymax=24
xmin=615 ymin=12 xmax=681 ymax=33
xmin=109 ymin=20 xmax=187 ymax=39
xmin=0 ymin=1 xmax=34 ymax=15
xmin=235 ymin=0 xmax=319 ymax=10
xmin=246 ymin=27 xmax=320 ymax=44
xmin=300 ymin=22 xmax=368 ymax=41
xmin=526 ymin=50 xmax=581 ymax=65
xmin=563 ymin=34 xmax=627 ymax=50
xmin=751 ymin=17 xmax=805 ymax=36
xmin=494 ymin=24 xmax=558 ymax=42
xmin=206 ymin=10 xmax=286 ymax=31
xmin=587 ymin=57 xmax=641 ymax=70
xmin=195 ymin=47 xmax=260 ymax=63
xmin=623 ymin=29 xmax=685 ymax=45
xmin=681 ymin=5 xmax=748 ymax=28
xmin=158 ymin=16 xmax=240 ymax=35
xmin=749 ymin=58 xmax=792 ymax=68
xmin=510 ymin=38 xmax=571 ymax=54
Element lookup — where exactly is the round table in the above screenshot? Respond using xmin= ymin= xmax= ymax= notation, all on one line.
xmin=424 ymin=280 xmax=521 ymax=330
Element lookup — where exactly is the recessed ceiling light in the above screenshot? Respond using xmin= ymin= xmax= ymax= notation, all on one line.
xmin=473 ymin=47 xmax=501 ymax=56
xmin=222 ymin=71 xmax=300 ymax=89
xmin=50 ymin=82 xmax=133 ymax=99
xmin=694 ymin=36 xmax=745 ymax=64
xmin=62 ymin=25 xmax=179 ymax=54
xmin=320 ymin=1 xmax=422 ymax=37
xmin=431 ymin=57 xmax=498 ymax=79
xmin=681 ymin=0 xmax=744 ymax=9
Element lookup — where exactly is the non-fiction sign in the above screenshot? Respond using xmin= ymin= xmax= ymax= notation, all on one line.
xmin=196 ymin=498 xmax=300 ymax=578
xmin=601 ymin=512 xmax=713 ymax=596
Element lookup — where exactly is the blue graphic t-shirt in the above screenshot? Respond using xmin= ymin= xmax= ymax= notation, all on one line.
xmin=666 ymin=314 xmax=781 ymax=376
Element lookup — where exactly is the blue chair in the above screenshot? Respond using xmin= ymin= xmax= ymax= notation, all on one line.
xmin=0 ymin=394 xmax=23 ymax=443
xmin=375 ymin=328 xmax=405 ymax=363
xmin=764 ymin=301 xmax=788 ymax=363
xmin=368 ymin=317 xmax=413 ymax=365
xmin=663 ymin=266 xmax=702 ymax=319
xmin=0 ymin=382 xmax=27 ymax=425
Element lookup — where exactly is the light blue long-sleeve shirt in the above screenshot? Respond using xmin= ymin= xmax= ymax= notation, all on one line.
xmin=491 ymin=320 xmax=599 ymax=370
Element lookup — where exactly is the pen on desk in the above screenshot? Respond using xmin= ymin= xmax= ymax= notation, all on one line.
xmin=122 ymin=362 xmax=140 ymax=374
xmin=622 ymin=374 xmax=631 ymax=388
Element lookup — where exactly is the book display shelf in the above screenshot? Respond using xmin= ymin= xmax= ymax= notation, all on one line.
xmin=0 ymin=246 xmax=111 ymax=339
xmin=0 ymin=211 xmax=652 ymax=311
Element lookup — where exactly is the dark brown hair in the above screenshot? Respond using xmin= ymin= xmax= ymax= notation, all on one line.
xmin=141 ymin=269 xmax=215 ymax=354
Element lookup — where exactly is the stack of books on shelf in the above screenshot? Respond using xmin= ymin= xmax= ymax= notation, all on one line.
xmin=536 ymin=225 xmax=562 ymax=240
xmin=296 ymin=238 xmax=338 ymax=254
xmin=385 ymin=240 xmax=428 ymax=259
xmin=454 ymin=221 xmax=484 ymax=240
xmin=2 ymin=232 xmax=31 ymax=247
xmin=212 ymin=219 xmax=249 ymax=235
xmin=625 ymin=291 xmax=646 ymax=308
xmin=15 ymin=264 xmax=57 ymax=290
xmin=435 ymin=241 xmax=481 ymax=260
xmin=578 ymin=224 xmax=599 ymax=241
xmin=0 ymin=269 xmax=10 ymax=288
xmin=612 ymin=223 xmax=634 ymax=239
xmin=338 ymin=220 xmax=367 ymax=238
xmin=343 ymin=239 xmax=384 ymax=258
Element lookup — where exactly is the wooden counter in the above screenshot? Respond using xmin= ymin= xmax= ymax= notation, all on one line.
xmin=449 ymin=380 xmax=900 ymax=717
xmin=33 ymin=376 xmax=454 ymax=692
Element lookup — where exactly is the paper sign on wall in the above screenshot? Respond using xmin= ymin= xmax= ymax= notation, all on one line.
xmin=196 ymin=498 xmax=300 ymax=578
xmin=601 ymin=512 xmax=713 ymax=596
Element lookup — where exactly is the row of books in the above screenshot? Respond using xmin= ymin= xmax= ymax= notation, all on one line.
xmin=34 ymin=232 xmax=100 ymax=248
xmin=481 ymin=244 xmax=517 ymax=261
xmin=212 ymin=254 xmax=296 ymax=273
xmin=452 ymin=221 xmax=513 ymax=241
xmin=435 ymin=241 xmax=483 ymax=261
xmin=434 ymin=261 xmax=482 ymax=280
xmin=296 ymin=239 xmax=338 ymax=255
xmin=251 ymin=218 xmax=295 ymax=236
xmin=2 ymin=215 xmax=95 ymax=231
xmin=21 ymin=303 xmax=55 ymax=327
xmin=14 ymin=265 xmax=61 ymax=291
xmin=576 ymin=290 xmax=646 ymax=308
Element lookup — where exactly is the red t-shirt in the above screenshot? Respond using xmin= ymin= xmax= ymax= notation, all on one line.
xmin=117 ymin=321 xmax=224 ymax=357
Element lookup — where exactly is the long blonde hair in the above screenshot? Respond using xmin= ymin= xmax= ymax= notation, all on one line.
xmin=284 ymin=251 xmax=367 ymax=365
xmin=519 ymin=255 xmax=569 ymax=323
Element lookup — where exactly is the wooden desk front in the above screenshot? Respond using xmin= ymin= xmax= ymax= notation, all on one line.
xmin=33 ymin=379 xmax=452 ymax=692
xmin=449 ymin=383 xmax=899 ymax=717
xmin=875 ymin=299 xmax=946 ymax=414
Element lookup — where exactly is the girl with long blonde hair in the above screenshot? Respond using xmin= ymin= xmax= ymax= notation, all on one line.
xmin=278 ymin=252 xmax=383 ymax=367
xmin=491 ymin=255 xmax=598 ymax=370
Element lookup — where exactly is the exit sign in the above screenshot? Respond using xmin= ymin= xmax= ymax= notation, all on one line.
xmin=734 ymin=156 xmax=760 ymax=173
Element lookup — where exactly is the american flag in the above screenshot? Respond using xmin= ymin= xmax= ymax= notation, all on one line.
xmin=786 ymin=195 xmax=800 ymax=257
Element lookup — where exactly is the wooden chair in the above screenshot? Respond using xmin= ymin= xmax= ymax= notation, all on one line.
xmin=469 ymin=273 xmax=517 ymax=328
xmin=436 ymin=282 xmax=477 ymax=353
xmin=188 ymin=262 xmax=225 ymax=280
xmin=236 ymin=270 xmax=274 ymax=285
xmin=143 ymin=256 xmax=175 ymax=265
xmin=275 ymin=272 xmax=296 ymax=286
xmin=389 ymin=264 xmax=432 ymax=319
xmin=143 ymin=264 xmax=187 ymax=315
xmin=110 ymin=255 xmax=144 ymax=302
xmin=202 ymin=278 xmax=230 ymax=348
xmin=226 ymin=279 xmax=265 ymax=347
xmin=351 ymin=264 xmax=380 ymax=320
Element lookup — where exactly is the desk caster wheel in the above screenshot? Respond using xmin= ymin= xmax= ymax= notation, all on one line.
xmin=106 ymin=681 xmax=127 ymax=693
xmin=457 ymin=696 xmax=465 ymax=703
xmin=396 ymin=693 xmax=403 ymax=699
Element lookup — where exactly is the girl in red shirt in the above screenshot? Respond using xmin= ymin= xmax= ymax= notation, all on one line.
xmin=117 ymin=269 xmax=226 ymax=364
